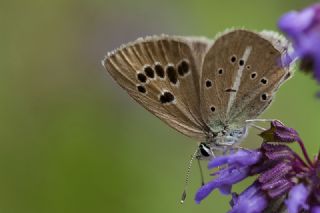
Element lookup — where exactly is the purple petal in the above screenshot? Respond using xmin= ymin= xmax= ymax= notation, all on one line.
xmin=272 ymin=120 xmax=299 ymax=142
xmin=278 ymin=8 xmax=315 ymax=37
xmin=312 ymin=206 xmax=320 ymax=213
xmin=263 ymin=143 xmax=295 ymax=161
xmin=230 ymin=192 xmax=238 ymax=207
xmin=285 ymin=184 xmax=310 ymax=213
xmin=259 ymin=121 xmax=299 ymax=143
xmin=229 ymin=182 xmax=268 ymax=213
xmin=267 ymin=180 xmax=293 ymax=198
xmin=195 ymin=166 xmax=250 ymax=203
xmin=259 ymin=161 xmax=292 ymax=184
xmin=315 ymin=53 xmax=320 ymax=82
xmin=278 ymin=3 xmax=320 ymax=84
xmin=262 ymin=143 xmax=292 ymax=152
xmin=218 ymin=184 xmax=232 ymax=195
xmin=227 ymin=150 xmax=261 ymax=166
xmin=265 ymin=149 xmax=294 ymax=161
xmin=218 ymin=166 xmax=250 ymax=185
xmin=208 ymin=155 xmax=230 ymax=169
xmin=261 ymin=178 xmax=290 ymax=191
xmin=208 ymin=150 xmax=261 ymax=169
xmin=194 ymin=180 xmax=219 ymax=204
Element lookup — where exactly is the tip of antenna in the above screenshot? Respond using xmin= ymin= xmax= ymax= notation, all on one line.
xmin=180 ymin=190 xmax=187 ymax=204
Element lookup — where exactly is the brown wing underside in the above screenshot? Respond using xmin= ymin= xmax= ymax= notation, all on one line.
xmin=103 ymin=36 xmax=210 ymax=141
xmin=200 ymin=30 xmax=291 ymax=130
xmin=103 ymin=30 xmax=292 ymax=141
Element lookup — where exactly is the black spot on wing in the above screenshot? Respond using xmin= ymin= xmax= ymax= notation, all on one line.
xmin=166 ymin=65 xmax=178 ymax=84
xmin=177 ymin=60 xmax=190 ymax=76
xmin=225 ymin=88 xmax=237 ymax=92
xmin=160 ymin=91 xmax=175 ymax=104
xmin=154 ymin=64 xmax=165 ymax=78
xmin=137 ymin=73 xmax=147 ymax=83
xmin=144 ymin=66 xmax=155 ymax=78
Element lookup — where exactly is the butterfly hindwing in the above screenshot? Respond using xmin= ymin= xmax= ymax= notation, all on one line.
xmin=103 ymin=36 xmax=210 ymax=140
xmin=200 ymin=30 xmax=291 ymax=131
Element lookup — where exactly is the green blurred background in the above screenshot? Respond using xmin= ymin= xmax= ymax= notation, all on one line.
xmin=1 ymin=0 xmax=319 ymax=212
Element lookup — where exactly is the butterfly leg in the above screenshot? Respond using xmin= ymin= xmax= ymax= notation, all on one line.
xmin=222 ymin=145 xmax=235 ymax=155
xmin=250 ymin=123 xmax=266 ymax=131
xmin=245 ymin=119 xmax=279 ymax=131
xmin=245 ymin=118 xmax=279 ymax=123
xmin=197 ymin=158 xmax=205 ymax=186
xmin=234 ymin=146 xmax=251 ymax=152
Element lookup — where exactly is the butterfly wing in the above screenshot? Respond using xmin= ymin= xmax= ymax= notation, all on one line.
xmin=200 ymin=30 xmax=291 ymax=131
xmin=103 ymin=36 xmax=211 ymax=141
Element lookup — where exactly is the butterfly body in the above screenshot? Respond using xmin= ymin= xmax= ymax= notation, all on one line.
xmin=103 ymin=29 xmax=292 ymax=157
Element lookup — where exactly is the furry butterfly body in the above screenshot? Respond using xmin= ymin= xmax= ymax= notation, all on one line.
xmin=102 ymin=29 xmax=292 ymax=155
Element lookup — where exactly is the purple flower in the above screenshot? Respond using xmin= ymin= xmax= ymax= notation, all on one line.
xmin=229 ymin=182 xmax=267 ymax=213
xmin=312 ymin=206 xmax=320 ymax=213
xmin=195 ymin=121 xmax=320 ymax=213
xmin=278 ymin=4 xmax=320 ymax=82
xmin=285 ymin=184 xmax=309 ymax=213
xmin=259 ymin=120 xmax=299 ymax=143
xmin=194 ymin=150 xmax=262 ymax=203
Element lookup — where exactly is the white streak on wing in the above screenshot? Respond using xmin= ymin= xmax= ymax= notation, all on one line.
xmin=226 ymin=46 xmax=252 ymax=115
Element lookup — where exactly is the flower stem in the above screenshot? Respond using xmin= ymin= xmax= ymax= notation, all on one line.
xmin=296 ymin=137 xmax=313 ymax=167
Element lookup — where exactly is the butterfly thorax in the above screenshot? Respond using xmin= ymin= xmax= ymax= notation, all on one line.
xmin=205 ymin=124 xmax=248 ymax=147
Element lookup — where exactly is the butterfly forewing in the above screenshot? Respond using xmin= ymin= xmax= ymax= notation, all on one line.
xmin=103 ymin=36 xmax=210 ymax=140
xmin=200 ymin=30 xmax=291 ymax=131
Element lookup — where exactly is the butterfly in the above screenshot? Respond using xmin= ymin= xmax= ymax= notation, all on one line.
xmin=102 ymin=29 xmax=292 ymax=158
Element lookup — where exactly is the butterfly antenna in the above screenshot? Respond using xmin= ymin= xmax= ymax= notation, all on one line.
xmin=180 ymin=147 xmax=199 ymax=204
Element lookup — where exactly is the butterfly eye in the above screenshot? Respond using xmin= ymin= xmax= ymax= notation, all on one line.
xmin=246 ymin=65 xmax=251 ymax=70
xmin=199 ymin=143 xmax=211 ymax=157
